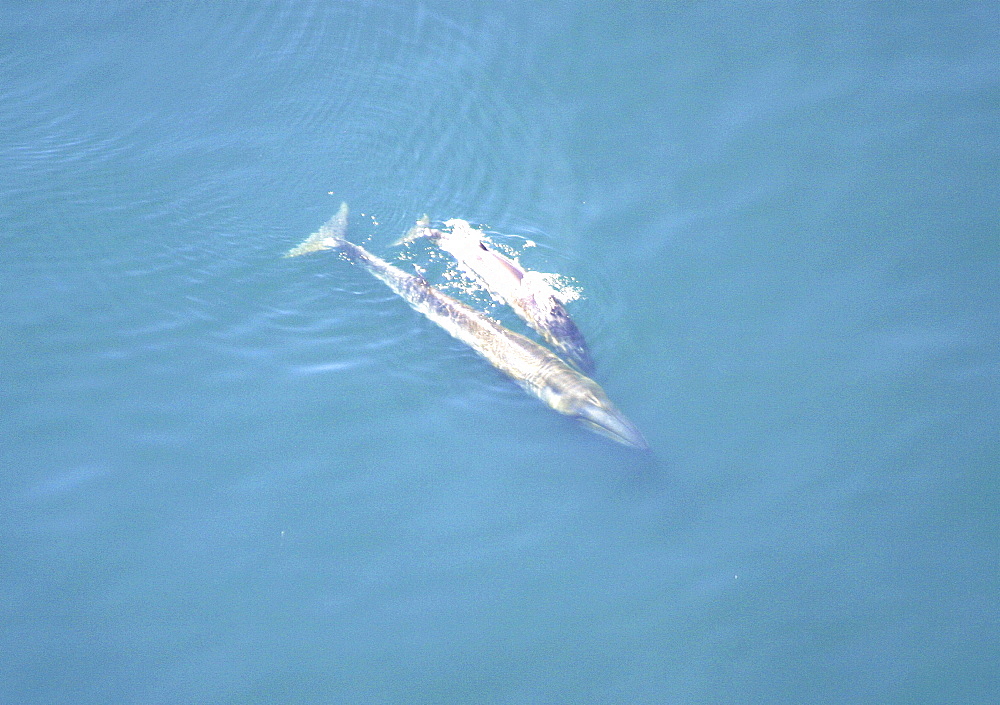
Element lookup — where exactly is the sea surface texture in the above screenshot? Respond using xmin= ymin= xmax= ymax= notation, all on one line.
xmin=3 ymin=1 xmax=997 ymax=702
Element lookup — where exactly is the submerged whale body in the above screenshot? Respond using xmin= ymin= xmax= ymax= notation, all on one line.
xmin=287 ymin=203 xmax=647 ymax=450
xmin=399 ymin=216 xmax=595 ymax=375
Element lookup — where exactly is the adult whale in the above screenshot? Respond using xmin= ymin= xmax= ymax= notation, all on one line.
xmin=397 ymin=216 xmax=595 ymax=374
xmin=287 ymin=204 xmax=647 ymax=450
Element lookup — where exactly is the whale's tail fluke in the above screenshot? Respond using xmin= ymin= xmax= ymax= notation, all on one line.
xmin=285 ymin=202 xmax=350 ymax=257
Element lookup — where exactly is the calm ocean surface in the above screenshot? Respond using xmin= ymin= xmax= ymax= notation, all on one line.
xmin=3 ymin=1 xmax=997 ymax=702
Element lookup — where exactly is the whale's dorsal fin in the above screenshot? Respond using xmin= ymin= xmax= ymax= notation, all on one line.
xmin=392 ymin=214 xmax=437 ymax=247
xmin=411 ymin=263 xmax=429 ymax=284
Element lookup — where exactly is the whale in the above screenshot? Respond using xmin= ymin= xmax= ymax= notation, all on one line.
xmin=287 ymin=204 xmax=647 ymax=450
xmin=396 ymin=217 xmax=595 ymax=374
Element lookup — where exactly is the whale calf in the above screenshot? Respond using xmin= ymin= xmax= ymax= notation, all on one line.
xmin=287 ymin=204 xmax=647 ymax=450
xmin=397 ymin=217 xmax=595 ymax=374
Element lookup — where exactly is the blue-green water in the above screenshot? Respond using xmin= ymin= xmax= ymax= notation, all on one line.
xmin=3 ymin=1 xmax=998 ymax=702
